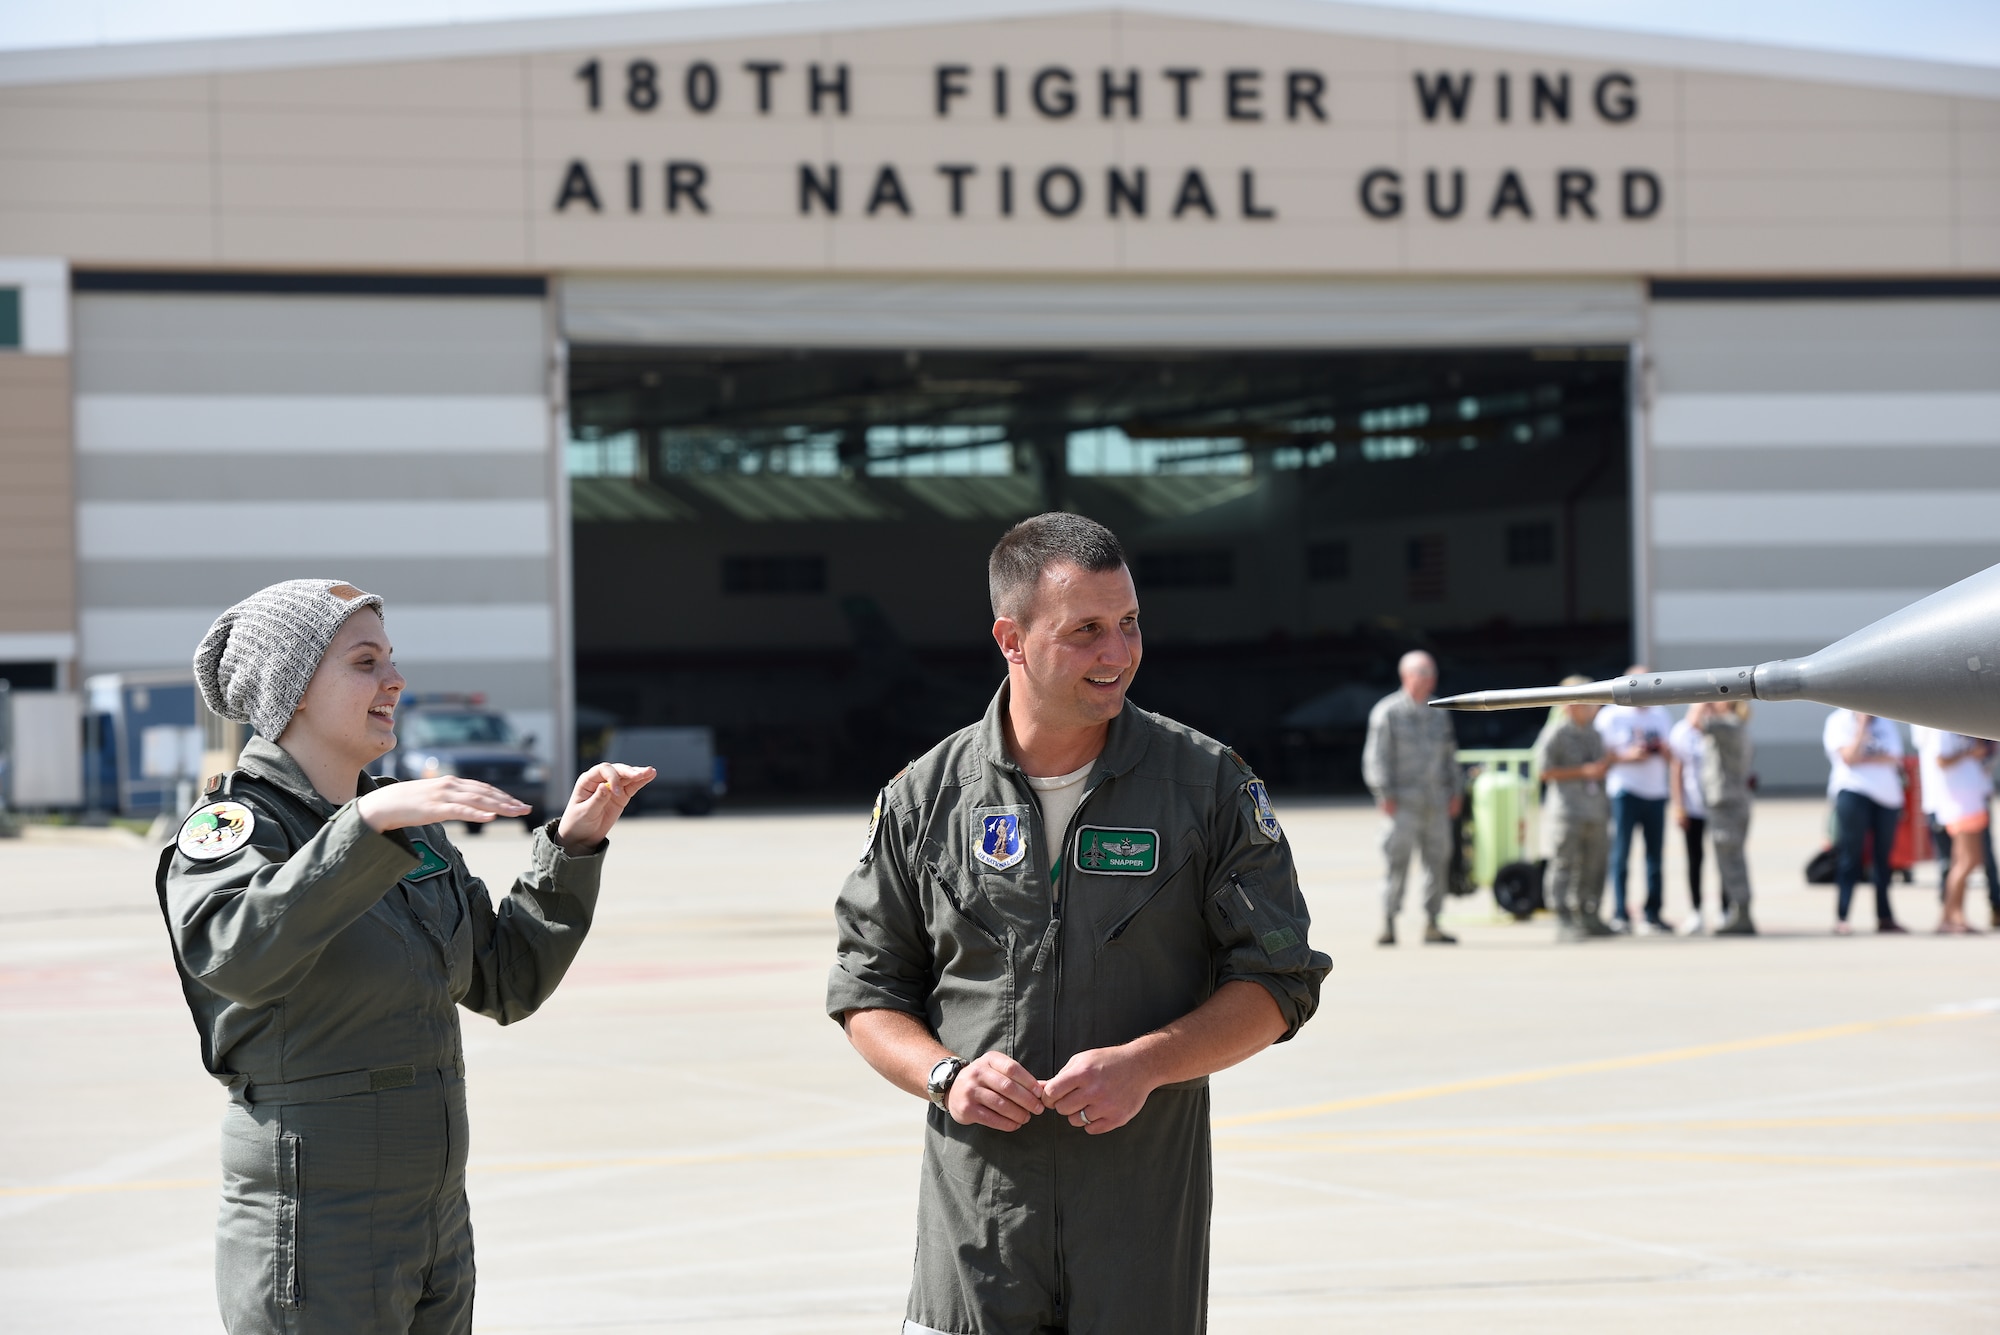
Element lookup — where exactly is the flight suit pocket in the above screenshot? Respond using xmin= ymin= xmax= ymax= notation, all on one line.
xmin=275 ymin=1131 xmax=303 ymax=1312
xmin=1205 ymin=870 xmax=1306 ymax=962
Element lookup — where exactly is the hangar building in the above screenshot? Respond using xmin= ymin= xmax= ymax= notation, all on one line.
xmin=0 ymin=0 xmax=1995 ymax=802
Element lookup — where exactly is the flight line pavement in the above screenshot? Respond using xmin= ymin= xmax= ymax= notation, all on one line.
xmin=1 ymin=795 xmax=1995 ymax=1333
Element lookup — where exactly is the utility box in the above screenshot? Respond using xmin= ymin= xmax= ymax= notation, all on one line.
xmin=85 ymin=671 xmax=199 ymax=815
xmin=4 ymin=689 xmax=85 ymax=808
xmin=602 ymin=726 xmax=724 ymax=815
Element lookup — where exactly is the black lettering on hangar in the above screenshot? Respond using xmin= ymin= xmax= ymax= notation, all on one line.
xmin=790 ymin=163 xmax=1277 ymax=221
xmin=1358 ymin=168 xmax=1661 ymax=221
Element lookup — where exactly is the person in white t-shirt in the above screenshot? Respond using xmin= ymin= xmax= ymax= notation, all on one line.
xmin=1667 ymin=712 xmax=1710 ymax=935
xmin=1822 ymin=710 xmax=1908 ymax=935
xmin=1593 ymin=667 xmax=1675 ymax=933
xmin=1910 ymin=725 xmax=1992 ymax=934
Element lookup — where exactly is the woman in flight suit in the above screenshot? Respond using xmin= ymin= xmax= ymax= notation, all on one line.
xmin=157 ymin=579 xmax=653 ymax=1334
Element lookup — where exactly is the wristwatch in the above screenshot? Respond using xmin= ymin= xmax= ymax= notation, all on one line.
xmin=926 ymin=1056 xmax=968 ymax=1109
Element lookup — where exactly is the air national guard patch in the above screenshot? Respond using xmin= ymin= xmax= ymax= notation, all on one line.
xmin=1075 ymin=826 xmax=1159 ymax=876
xmin=973 ymin=809 xmax=1027 ymax=872
xmin=403 ymin=839 xmax=452 ymax=883
xmin=177 ymin=801 xmax=255 ymax=862
xmin=1246 ymin=780 xmax=1283 ymax=843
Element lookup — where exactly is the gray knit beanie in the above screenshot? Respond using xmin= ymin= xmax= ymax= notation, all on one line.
xmin=194 ymin=579 xmax=387 ymax=740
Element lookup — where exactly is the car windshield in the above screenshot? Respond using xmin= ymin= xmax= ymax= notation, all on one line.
xmin=402 ymin=712 xmax=514 ymax=748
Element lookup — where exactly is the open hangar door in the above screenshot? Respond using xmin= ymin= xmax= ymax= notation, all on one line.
xmin=565 ymin=354 xmax=1630 ymax=802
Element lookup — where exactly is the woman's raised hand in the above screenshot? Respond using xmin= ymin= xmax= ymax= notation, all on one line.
xmin=555 ymin=763 xmax=656 ymax=853
xmin=356 ymin=778 xmax=530 ymax=833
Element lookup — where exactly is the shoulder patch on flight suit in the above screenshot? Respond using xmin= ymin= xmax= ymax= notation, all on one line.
xmin=1074 ymin=826 xmax=1159 ymax=876
xmin=177 ymin=800 xmax=256 ymax=861
xmin=402 ymin=839 xmax=452 ymax=883
xmin=860 ymin=790 xmax=887 ymax=863
xmin=1244 ymin=780 xmax=1283 ymax=843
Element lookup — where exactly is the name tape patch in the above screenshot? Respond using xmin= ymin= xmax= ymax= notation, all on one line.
xmin=1074 ymin=826 xmax=1160 ymax=876
xmin=177 ymin=801 xmax=256 ymax=862
xmin=403 ymin=839 xmax=452 ymax=883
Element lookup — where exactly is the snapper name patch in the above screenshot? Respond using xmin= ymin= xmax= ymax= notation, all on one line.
xmin=1074 ymin=826 xmax=1159 ymax=876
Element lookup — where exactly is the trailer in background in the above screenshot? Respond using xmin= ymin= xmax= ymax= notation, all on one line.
xmin=84 ymin=671 xmax=201 ymax=816
xmin=0 ymin=683 xmax=85 ymax=813
xmin=602 ymin=727 xmax=726 ymax=815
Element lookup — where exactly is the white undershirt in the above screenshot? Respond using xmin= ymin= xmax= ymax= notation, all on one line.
xmin=1023 ymin=760 xmax=1095 ymax=873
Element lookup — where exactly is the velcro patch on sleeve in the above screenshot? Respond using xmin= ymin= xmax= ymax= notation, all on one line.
xmin=177 ymin=801 xmax=256 ymax=862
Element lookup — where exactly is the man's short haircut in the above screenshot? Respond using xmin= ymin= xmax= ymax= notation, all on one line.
xmin=1398 ymin=649 xmax=1437 ymax=679
xmin=989 ymin=512 xmax=1127 ymax=621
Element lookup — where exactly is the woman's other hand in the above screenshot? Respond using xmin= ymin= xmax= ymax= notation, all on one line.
xmin=357 ymin=778 xmax=529 ymax=833
xmin=555 ymin=763 xmax=656 ymax=854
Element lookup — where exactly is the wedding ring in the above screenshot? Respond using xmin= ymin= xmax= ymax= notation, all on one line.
xmin=1079 ymin=1110 xmax=1090 ymax=1126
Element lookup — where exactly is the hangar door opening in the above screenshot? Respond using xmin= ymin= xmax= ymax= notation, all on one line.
xmin=568 ymin=346 xmax=1631 ymax=801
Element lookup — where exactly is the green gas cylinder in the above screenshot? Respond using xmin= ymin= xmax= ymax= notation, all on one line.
xmin=1471 ymin=764 xmax=1527 ymax=887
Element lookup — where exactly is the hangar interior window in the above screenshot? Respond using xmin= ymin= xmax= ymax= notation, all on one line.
xmin=566 ymin=346 xmax=1631 ymax=800
xmin=722 ymin=555 xmax=826 ymax=594
xmin=1507 ymin=521 xmax=1556 ymax=566
xmin=1306 ymin=540 xmax=1350 ymax=582
xmin=1138 ymin=550 xmax=1235 ymax=589
xmin=0 ymin=288 xmax=19 ymax=349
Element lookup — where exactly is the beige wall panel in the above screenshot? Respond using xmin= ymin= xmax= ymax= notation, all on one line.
xmin=1681 ymin=222 xmax=1952 ymax=270
xmin=1683 ymin=173 xmax=1953 ymax=223
xmin=217 ymin=212 xmax=528 ymax=266
xmin=1321 ymin=72 xmax=1406 ymax=128
xmin=0 ymin=75 xmax=208 ymax=108
xmin=1119 ymin=220 xmax=1400 ymax=271
xmin=1956 ymin=121 xmax=2000 ymax=174
xmin=1957 ymin=226 xmax=2000 ymax=267
xmin=0 ymin=354 xmax=75 ymax=635
xmin=0 ymin=210 xmax=214 ymax=263
xmin=216 ymin=57 xmax=525 ymax=112
xmin=820 ymin=14 xmax=1119 ymax=67
xmin=0 ymin=157 xmax=212 ymax=211
xmin=1683 ymin=127 xmax=1952 ymax=174
xmin=0 ymin=105 xmax=210 ymax=158
xmin=1958 ymin=174 xmax=2000 ymax=222
xmin=1401 ymin=125 xmax=1677 ymax=169
xmin=217 ymin=108 xmax=526 ymax=164
xmin=1118 ymin=125 xmax=1399 ymax=171
xmin=530 ymin=115 xmax=831 ymax=163
xmin=826 ymin=218 xmax=1121 ymax=269
xmin=825 ymin=118 xmax=1120 ymax=161
xmin=1402 ymin=218 xmax=1675 ymax=271
xmin=217 ymin=161 xmax=526 ymax=215
xmin=1681 ymin=74 xmax=1949 ymax=128
xmin=1260 ymin=169 xmax=1382 ymax=224
xmin=1119 ymin=20 xmax=1404 ymax=75
xmin=532 ymin=216 xmax=827 ymax=268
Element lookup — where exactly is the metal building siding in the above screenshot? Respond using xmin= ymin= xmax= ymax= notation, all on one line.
xmin=1644 ymin=296 xmax=2000 ymax=787
xmin=71 ymin=289 xmax=560 ymax=746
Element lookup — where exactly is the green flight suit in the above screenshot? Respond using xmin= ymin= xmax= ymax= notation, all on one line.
xmin=827 ymin=686 xmax=1330 ymax=1335
xmin=154 ymin=736 xmax=604 ymax=1335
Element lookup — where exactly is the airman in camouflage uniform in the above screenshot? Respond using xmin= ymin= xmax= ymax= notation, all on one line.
xmin=1535 ymin=695 xmax=1614 ymax=942
xmin=1362 ymin=651 xmax=1464 ymax=945
xmin=1695 ymin=701 xmax=1757 ymax=936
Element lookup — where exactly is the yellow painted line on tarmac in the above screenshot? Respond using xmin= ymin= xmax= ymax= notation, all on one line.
xmin=1240 ymin=1110 xmax=2000 ymax=1146
xmin=469 ymin=1142 xmax=917 ymax=1177
xmin=0 ymin=1177 xmax=213 ymax=1199
xmin=1214 ymin=1008 xmax=1990 ymax=1130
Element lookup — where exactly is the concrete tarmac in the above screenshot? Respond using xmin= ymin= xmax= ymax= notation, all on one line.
xmin=2 ymin=795 xmax=1995 ymax=1332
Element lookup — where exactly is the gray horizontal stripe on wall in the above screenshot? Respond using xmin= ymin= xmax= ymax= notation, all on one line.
xmin=1652 ymin=447 xmax=2000 ymax=493
xmin=1653 ymin=546 xmax=2000 ymax=593
xmin=564 ymin=276 xmax=1645 ymax=349
xmin=75 ymin=295 xmax=546 ymax=396
xmin=376 ymin=659 xmax=554 ymax=713
xmin=78 ymin=453 xmax=551 ymax=503
xmin=1750 ymin=742 xmax=1831 ymax=793
xmin=1654 ymin=642 xmax=1825 ymax=671
xmin=1649 ymin=301 xmax=2000 ymax=395
xmin=81 ymin=557 xmax=551 ymax=610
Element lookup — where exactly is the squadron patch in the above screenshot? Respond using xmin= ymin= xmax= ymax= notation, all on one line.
xmin=1245 ymin=780 xmax=1283 ymax=843
xmin=860 ymin=790 xmax=886 ymax=863
xmin=1074 ymin=826 xmax=1159 ymax=876
xmin=972 ymin=807 xmax=1028 ymax=872
xmin=403 ymin=839 xmax=452 ymax=883
xmin=177 ymin=801 xmax=255 ymax=862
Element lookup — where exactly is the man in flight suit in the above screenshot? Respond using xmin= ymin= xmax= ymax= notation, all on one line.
xmin=827 ymin=513 xmax=1329 ymax=1335
xmin=1362 ymin=650 xmax=1464 ymax=945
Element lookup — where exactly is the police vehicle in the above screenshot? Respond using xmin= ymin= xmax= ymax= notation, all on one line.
xmin=377 ymin=694 xmax=548 ymax=832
